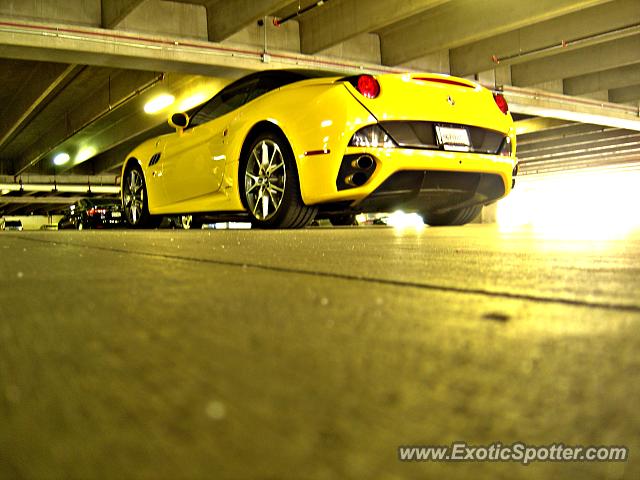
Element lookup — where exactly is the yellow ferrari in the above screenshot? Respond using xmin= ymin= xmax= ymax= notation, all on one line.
xmin=121 ymin=69 xmax=517 ymax=228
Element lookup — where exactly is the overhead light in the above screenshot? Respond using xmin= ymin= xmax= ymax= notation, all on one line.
xmin=178 ymin=93 xmax=207 ymax=112
xmin=53 ymin=153 xmax=70 ymax=166
xmin=76 ymin=147 xmax=97 ymax=163
xmin=144 ymin=94 xmax=175 ymax=114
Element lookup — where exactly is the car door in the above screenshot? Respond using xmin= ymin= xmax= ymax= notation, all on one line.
xmin=160 ymin=78 xmax=259 ymax=207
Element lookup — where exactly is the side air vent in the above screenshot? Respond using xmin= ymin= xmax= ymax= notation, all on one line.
xmin=148 ymin=153 xmax=162 ymax=167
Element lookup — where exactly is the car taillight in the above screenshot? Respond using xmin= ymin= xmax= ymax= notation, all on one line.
xmin=493 ymin=93 xmax=509 ymax=114
xmin=499 ymin=136 xmax=512 ymax=157
xmin=357 ymin=75 xmax=380 ymax=99
xmin=349 ymin=124 xmax=396 ymax=148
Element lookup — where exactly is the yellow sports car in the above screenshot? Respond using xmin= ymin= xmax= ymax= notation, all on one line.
xmin=122 ymin=69 xmax=517 ymax=228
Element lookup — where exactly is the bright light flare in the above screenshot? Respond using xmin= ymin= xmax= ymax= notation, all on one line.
xmin=386 ymin=210 xmax=425 ymax=230
xmin=178 ymin=93 xmax=208 ymax=112
xmin=497 ymin=169 xmax=640 ymax=239
xmin=53 ymin=153 xmax=70 ymax=166
xmin=144 ymin=94 xmax=175 ymax=114
xmin=76 ymin=147 xmax=96 ymax=163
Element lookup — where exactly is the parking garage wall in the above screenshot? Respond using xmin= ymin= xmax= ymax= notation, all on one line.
xmin=1 ymin=215 xmax=62 ymax=230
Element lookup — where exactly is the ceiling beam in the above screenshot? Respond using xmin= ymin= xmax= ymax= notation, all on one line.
xmin=517 ymin=123 xmax=619 ymax=146
xmin=518 ymin=152 xmax=640 ymax=176
xmin=518 ymin=129 xmax=640 ymax=155
xmin=0 ymin=64 xmax=80 ymax=153
xmin=102 ymin=0 xmax=146 ymax=28
xmin=514 ymin=118 xmax=574 ymax=136
xmin=0 ymin=174 xmax=120 ymax=185
xmin=380 ymin=0 xmax=614 ymax=66
xmin=564 ymin=63 xmax=640 ymax=96
xmin=511 ymin=34 xmax=640 ymax=87
xmin=0 ymin=196 xmax=86 ymax=204
xmin=504 ymin=85 xmax=640 ymax=131
xmin=13 ymin=69 xmax=163 ymax=175
xmin=0 ymin=19 xmax=399 ymax=79
xmin=609 ymin=84 xmax=640 ymax=104
xmin=205 ymin=0 xmax=293 ymax=41
xmin=299 ymin=0 xmax=449 ymax=54
xmin=449 ymin=0 xmax=640 ymax=76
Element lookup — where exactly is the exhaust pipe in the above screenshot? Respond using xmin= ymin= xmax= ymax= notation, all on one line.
xmin=351 ymin=155 xmax=374 ymax=170
xmin=345 ymin=171 xmax=368 ymax=187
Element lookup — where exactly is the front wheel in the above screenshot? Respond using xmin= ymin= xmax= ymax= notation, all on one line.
xmin=177 ymin=215 xmax=192 ymax=230
xmin=240 ymin=132 xmax=316 ymax=229
xmin=123 ymin=165 xmax=162 ymax=228
xmin=421 ymin=205 xmax=482 ymax=226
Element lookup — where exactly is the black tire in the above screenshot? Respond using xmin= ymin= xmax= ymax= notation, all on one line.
xmin=190 ymin=216 xmax=205 ymax=230
xmin=328 ymin=214 xmax=358 ymax=226
xmin=421 ymin=205 xmax=482 ymax=226
xmin=122 ymin=164 xmax=162 ymax=229
xmin=240 ymin=131 xmax=317 ymax=229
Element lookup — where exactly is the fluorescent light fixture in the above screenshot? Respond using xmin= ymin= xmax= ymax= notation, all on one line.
xmin=76 ymin=147 xmax=97 ymax=163
xmin=144 ymin=94 xmax=175 ymax=114
xmin=53 ymin=153 xmax=70 ymax=166
xmin=178 ymin=93 xmax=207 ymax=112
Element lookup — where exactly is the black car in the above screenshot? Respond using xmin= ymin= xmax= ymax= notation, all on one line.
xmin=58 ymin=199 xmax=125 ymax=230
xmin=1 ymin=219 xmax=23 ymax=231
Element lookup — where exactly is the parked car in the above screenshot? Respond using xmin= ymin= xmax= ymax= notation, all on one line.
xmin=1 ymin=219 xmax=23 ymax=231
xmin=58 ymin=198 xmax=124 ymax=230
xmin=121 ymin=69 xmax=517 ymax=229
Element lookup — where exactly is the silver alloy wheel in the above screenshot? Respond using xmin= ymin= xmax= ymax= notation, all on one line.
xmin=180 ymin=215 xmax=193 ymax=229
xmin=123 ymin=168 xmax=145 ymax=225
xmin=244 ymin=139 xmax=287 ymax=221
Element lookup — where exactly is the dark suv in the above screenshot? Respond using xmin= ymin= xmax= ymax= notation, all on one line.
xmin=58 ymin=199 xmax=125 ymax=230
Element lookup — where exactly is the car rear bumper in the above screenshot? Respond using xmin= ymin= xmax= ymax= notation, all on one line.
xmin=301 ymin=146 xmax=517 ymax=208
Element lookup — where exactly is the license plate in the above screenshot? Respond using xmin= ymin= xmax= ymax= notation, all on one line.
xmin=435 ymin=125 xmax=471 ymax=151
xmin=111 ymin=212 xmax=122 ymax=218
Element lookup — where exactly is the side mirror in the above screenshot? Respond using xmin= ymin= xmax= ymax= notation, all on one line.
xmin=169 ymin=112 xmax=189 ymax=133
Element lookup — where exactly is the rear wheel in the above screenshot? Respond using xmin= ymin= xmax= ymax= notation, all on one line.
xmin=241 ymin=132 xmax=316 ymax=229
xmin=123 ymin=165 xmax=161 ymax=228
xmin=421 ymin=205 xmax=482 ymax=226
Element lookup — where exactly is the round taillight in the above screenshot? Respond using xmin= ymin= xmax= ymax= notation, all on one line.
xmin=493 ymin=93 xmax=509 ymax=114
xmin=357 ymin=75 xmax=380 ymax=99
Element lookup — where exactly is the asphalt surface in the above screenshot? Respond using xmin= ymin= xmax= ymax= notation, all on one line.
xmin=0 ymin=224 xmax=639 ymax=479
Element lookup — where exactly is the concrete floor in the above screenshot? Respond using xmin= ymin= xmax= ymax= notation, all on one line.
xmin=0 ymin=225 xmax=638 ymax=479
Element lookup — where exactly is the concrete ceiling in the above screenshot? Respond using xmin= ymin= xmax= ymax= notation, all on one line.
xmin=0 ymin=0 xmax=639 ymax=215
